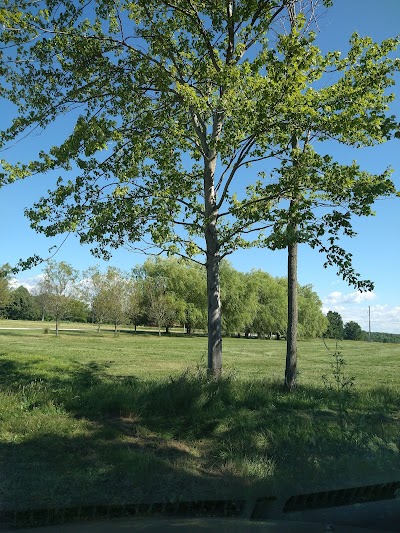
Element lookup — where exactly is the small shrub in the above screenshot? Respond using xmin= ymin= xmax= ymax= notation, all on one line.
xmin=322 ymin=341 xmax=355 ymax=396
xmin=322 ymin=340 xmax=356 ymax=441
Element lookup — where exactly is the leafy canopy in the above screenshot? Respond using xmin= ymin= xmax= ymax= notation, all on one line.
xmin=0 ymin=1 xmax=398 ymax=284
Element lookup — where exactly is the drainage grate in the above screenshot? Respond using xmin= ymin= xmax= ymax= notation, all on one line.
xmin=0 ymin=499 xmax=246 ymax=528
xmin=283 ymin=481 xmax=400 ymax=513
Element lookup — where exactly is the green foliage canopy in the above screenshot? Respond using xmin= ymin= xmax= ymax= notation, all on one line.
xmin=0 ymin=264 xmax=12 ymax=316
xmin=344 ymin=320 xmax=364 ymax=341
xmin=6 ymin=285 xmax=41 ymax=320
xmin=0 ymin=2 xmax=397 ymax=275
xmin=325 ymin=310 xmax=344 ymax=340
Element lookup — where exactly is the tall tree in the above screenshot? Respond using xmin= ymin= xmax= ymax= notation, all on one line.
xmin=281 ymin=0 xmax=300 ymax=391
xmin=102 ymin=268 xmax=129 ymax=334
xmin=141 ymin=257 xmax=207 ymax=333
xmin=344 ymin=320 xmax=363 ymax=341
xmin=144 ymin=276 xmax=180 ymax=336
xmin=0 ymin=0 xmax=329 ymax=375
xmin=126 ymin=277 xmax=144 ymax=332
xmin=6 ymin=285 xmax=41 ymax=320
xmin=82 ymin=266 xmax=109 ymax=331
xmin=220 ymin=261 xmax=258 ymax=337
xmin=38 ymin=261 xmax=79 ymax=335
xmin=234 ymin=7 xmax=399 ymax=388
xmin=298 ymin=284 xmax=327 ymax=338
xmin=0 ymin=264 xmax=11 ymax=317
xmin=325 ymin=311 xmax=344 ymax=340
xmin=86 ymin=267 xmax=129 ymax=334
xmin=1 ymin=1 xmax=398 ymax=375
xmin=247 ymin=270 xmax=286 ymax=339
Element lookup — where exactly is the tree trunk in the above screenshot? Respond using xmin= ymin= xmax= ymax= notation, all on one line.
xmin=285 ymin=239 xmax=298 ymax=390
xmin=55 ymin=317 xmax=59 ymax=337
xmin=158 ymin=326 xmax=161 ymax=337
xmin=114 ymin=321 xmax=117 ymax=334
xmin=285 ymin=125 xmax=300 ymax=391
xmin=193 ymin=108 xmax=223 ymax=376
xmin=203 ymin=135 xmax=223 ymax=376
xmin=206 ymin=251 xmax=222 ymax=376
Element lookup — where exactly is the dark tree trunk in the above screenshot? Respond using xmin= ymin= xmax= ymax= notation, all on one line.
xmin=285 ymin=125 xmax=300 ymax=391
xmin=285 ymin=239 xmax=298 ymax=390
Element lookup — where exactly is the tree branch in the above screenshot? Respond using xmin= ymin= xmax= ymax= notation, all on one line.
xmin=226 ymin=0 xmax=235 ymax=65
xmin=186 ymin=0 xmax=221 ymax=73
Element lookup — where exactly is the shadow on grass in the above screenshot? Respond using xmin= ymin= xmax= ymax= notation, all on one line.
xmin=0 ymin=360 xmax=398 ymax=518
xmin=0 ymin=429 xmax=230 ymax=512
xmin=0 ymin=357 xmax=59 ymax=387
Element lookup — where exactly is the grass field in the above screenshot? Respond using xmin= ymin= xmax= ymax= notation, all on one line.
xmin=0 ymin=321 xmax=399 ymax=524
xmin=1 ymin=319 xmax=399 ymax=387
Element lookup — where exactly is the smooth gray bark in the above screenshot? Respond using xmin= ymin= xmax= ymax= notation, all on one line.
xmin=204 ymin=141 xmax=222 ymax=376
xmin=206 ymin=250 xmax=222 ymax=375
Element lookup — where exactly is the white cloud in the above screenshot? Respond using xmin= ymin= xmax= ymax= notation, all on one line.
xmin=367 ymin=305 xmax=400 ymax=332
xmin=321 ymin=290 xmax=400 ymax=333
xmin=324 ymin=290 xmax=376 ymax=306
xmin=322 ymin=301 xmax=400 ymax=334
xmin=10 ymin=274 xmax=43 ymax=293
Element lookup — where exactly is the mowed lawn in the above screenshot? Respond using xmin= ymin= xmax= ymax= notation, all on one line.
xmin=0 ymin=322 xmax=399 ymax=526
xmin=0 ymin=319 xmax=399 ymax=388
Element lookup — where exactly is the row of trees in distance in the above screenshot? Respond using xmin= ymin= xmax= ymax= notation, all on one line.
xmin=2 ymin=262 xmax=395 ymax=342
xmin=324 ymin=311 xmax=400 ymax=343
xmin=1 ymin=258 xmax=328 ymax=339
xmin=325 ymin=311 xmax=363 ymax=341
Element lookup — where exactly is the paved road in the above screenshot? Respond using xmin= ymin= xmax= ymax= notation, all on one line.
xmin=1 ymin=517 xmax=388 ymax=533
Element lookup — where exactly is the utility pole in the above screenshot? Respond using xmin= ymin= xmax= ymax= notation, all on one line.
xmin=368 ymin=305 xmax=371 ymax=342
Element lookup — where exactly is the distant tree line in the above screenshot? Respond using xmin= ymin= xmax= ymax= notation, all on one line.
xmin=1 ymin=258 xmax=327 ymax=339
xmin=364 ymin=331 xmax=400 ymax=344
xmin=3 ymin=260 xmax=398 ymax=342
xmin=324 ymin=310 xmax=400 ymax=343
xmin=3 ymin=261 xmax=398 ymax=343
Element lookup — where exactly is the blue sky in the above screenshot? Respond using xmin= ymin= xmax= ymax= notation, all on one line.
xmin=1 ymin=0 xmax=400 ymax=332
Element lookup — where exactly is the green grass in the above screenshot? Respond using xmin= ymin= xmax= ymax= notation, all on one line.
xmin=0 ymin=325 xmax=399 ymax=521
xmin=0 ymin=319 xmax=399 ymax=387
